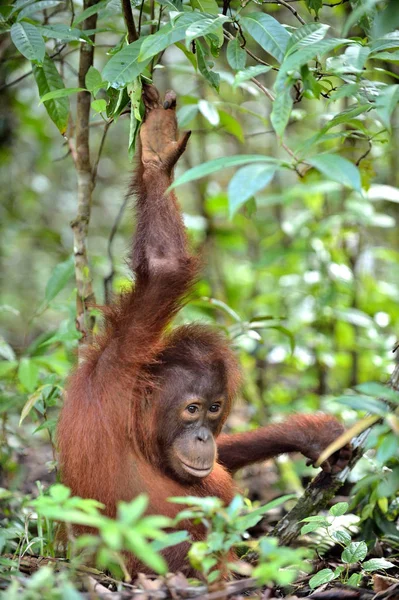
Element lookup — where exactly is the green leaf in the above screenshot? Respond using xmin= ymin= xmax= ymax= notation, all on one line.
xmin=362 ymin=558 xmax=395 ymax=572
xmin=0 ymin=338 xmax=15 ymax=361
xmin=309 ymin=569 xmax=336 ymax=589
xmin=335 ymin=395 xmax=388 ymax=416
xmin=73 ymin=0 xmax=108 ymax=25
xmin=102 ymin=39 xmax=150 ymax=89
xmin=331 ymin=529 xmax=352 ymax=544
xmin=177 ymin=104 xmax=199 ymax=127
xmin=18 ymin=358 xmax=39 ymax=393
xmin=11 ymin=22 xmax=45 ymax=63
xmin=191 ymin=0 xmax=219 ymax=13
xmin=347 ymin=573 xmax=362 ymax=586
xmin=124 ymin=531 xmax=167 ymax=574
xmin=275 ymin=38 xmax=350 ymax=92
xmin=196 ymin=39 xmax=220 ymax=91
xmin=186 ymin=14 xmax=229 ymax=44
xmin=376 ymin=434 xmax=399 ymax=464
xmin=19 ymin=389 xmax=41 ymax=424
xmin=91 ymin=98 xmax=107 ymax=113
xmin=138 ymin=12 xmax=207 ymax=63
xmin=38 ymin=24 xmax=91 ymax=42
xmin=39 ymin=87 xmax=85 ymax=103
xmin=198 ymin=99 xmax=219 ymax=125
xmin=329 ymin=502 xmax=349 ymax=517
xmin=228 ymin=163 xmax=277 ymax=218
xmin=45 ymin=256 xmax=74 ymax=303
xmin=85 ymin=66 xmax=103 ymax=93
xmin=227 ymin=37 xmax=246 ymax=70
xmin=233 ymin=64 xmax=271 ymax=88
xmin=342 ymin=541 xmax=367 ymax=564
xmin=301 ymin=522 xmax=323 ymax=534
xmin=33 ymin=56 xmax=69 ymax=134
xmin=240 ymin=13 xmax=290 ymax=63
xmin=355 ymin=382 xmax=399 ymax=403
xmin=219 ymin=110 xmax=244 ymax=142
xmin=375 ymin=84 xmax=399 ymax=130
xmin=152 ymin=530 xmax=189 ymax=551
xmin=305 ymin=0 xmax=322 ymax=17
xmin=270 ymin=88 xmax=293 ymax=137
xmin=169 ymin=155 xmax=280 ymax=189
xmin=17 ymin=0 xmax=62 ymax=19
xmin=286 ymin=23 xmax=329 ymax=53
xmin=236 ymin=494 xmax=296 ymax=530
xmin=308 ymin=154 xmax=362 ymax=192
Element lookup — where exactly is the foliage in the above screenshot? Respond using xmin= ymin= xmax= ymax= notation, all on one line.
xmin=0 ymin=0 xmax=399 ymax=595
xmin=303 ymin=502 xmax=395 ymax=589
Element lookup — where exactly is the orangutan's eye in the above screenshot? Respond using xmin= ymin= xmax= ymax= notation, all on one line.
xmin=186 ymin=404 xmax=199 ymax=414
xmin=209 ymin=403 xmax=221 ymax=413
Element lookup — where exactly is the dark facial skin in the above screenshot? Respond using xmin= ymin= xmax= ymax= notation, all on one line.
xmin=155 ymin=364 xmax=227 ymax=482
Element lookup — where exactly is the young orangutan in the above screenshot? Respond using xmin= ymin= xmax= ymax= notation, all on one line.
xmin=57 ymin=85 xmax=351 ymax=577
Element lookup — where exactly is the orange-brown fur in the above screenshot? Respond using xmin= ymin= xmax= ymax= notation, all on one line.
xmin=57 ymin=86 xmax=350 ymax=578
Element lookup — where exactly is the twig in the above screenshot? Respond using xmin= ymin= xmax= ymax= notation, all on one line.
xmin=273 ymin=360 xmax=399 ymax=545
xmin=71 ymin=0 xmax=99 ymax=345
xmin=121 ymin=0 xmax=138 ymax=43
xmin=276 ymin=0 xmax=306 ymax=24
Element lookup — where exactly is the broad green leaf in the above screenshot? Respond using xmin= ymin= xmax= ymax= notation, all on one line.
xmin=227 ymin=37 xmax=246 ymax=70
xmin=362 ymin=558 xmax=395 ymax=572
xmin=18 ymin=358 xmax=39 ymax=393
xmin=0 ymin=338 xmax=15 ymax=361
xmin=198 ymin=99 xmax=219 ymax=125
xmin=191 ymin=0 xmax=218 ymax=13
xmin=169 ymin=155 xmax=280 ymax=189
xmin=118 ymin=495 xmax=148 ymax=525
xmin=301 ymin=522 xmax=323 ymax=534
xmin=45 ymin=256 xmax=74 ymax=303
xmin=376 ymin=434 xmax=399 ymax=464
xmin=219 ymin=110 xmax=244 ymax=142
xmin=152 ymin=530 xmax=190 ymax=552
xmin=341 ymin=541 xmax=367 ymax=564
xmin=331 ymin=530 xmax=352 ymax=544
xmin=342 ymin=0 xmax=380 ymax=37
xmin=186 ymin=14 xmax=230 ymax=44
xmin=305 ymin=0 xmax=322 ymax=17
xmin=11 ymin=22 xmax=45 ymax=63
xmin=355 ymin=382 xmax=399 ymax=403
xmin=177 ymin=104 xmax=198 ymax=127
xmin=138 ymin=12 xmax=207 ymax=63
xmin=196 ymin=39 xmax=220 ymax=91
xmin=375 ymin=84 xmax=399 ymax=130
xmin=370 ymin=32 xmax=399 ymax=54
xmin=91 ymin=98 xmax=107 ymax=112
xmin=335 ymin=395 xmax=388 ymax=416
xmin=286 ymin=23 xmax=329 ymax=53
xmin=85 ymin=66 xmax=103 ymax=92
xmin=275 ymin=38 xmax=350 ymax=92
xmin=329 ymin=502 xmax=348 ymax=517
xmin=124 ymin=531 xmax=167 ymax=574
xmin=73 ymin=0 xmax=108 ymax=25
xmin=39 ymin=24 xmax=91 ymax=42
xmin=33 ymin=56 xmax=69 ymax=134
xmin=19 ymin=389 xmax=42 ymax=425
xmin=233 ymin=64 xmax=271 ymax=87
xmin=309 ymin=569 xmax=336 ymax=589
xmin=39 ymin=87 xmax=85 ymax=103
xmin=240 ymin=13 xmax=290 ymax=63
xmin=270 ymin=88 xmax=293 ymax=137
xmin=308 ymin=154 xmax=362 ymax=192
xmin=17 ymin=0 xmax=61 ymax=19
xmin=102 ymin=39 xmax=150 ymax=89
xmin=228 ymin=163 xmax=277 ymax=217
xmin=128 ymin=78 xmax=143 ymax=158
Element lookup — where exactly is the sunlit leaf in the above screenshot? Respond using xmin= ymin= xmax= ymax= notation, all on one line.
xmin=228 ymin=163 xmax=277 ymax=217
xmin=240 ymin=13 xmax=290 ymax=63
xmin=45 ymin=256 xmax=74 ymax=303
xmin=18 ymin=358 xmax=39 ymax=393
xmin=102 ymin=39 xmax=150 ymax=88
xmin=39 ymin=87 xmax=85 ymax=103
xmin=341 ymin=541 xmax=367 ymax=564
xmin=308 ymin=154 xmax=362 ymax=192
xmin=33 ymin=56 xmax=69 ymax=134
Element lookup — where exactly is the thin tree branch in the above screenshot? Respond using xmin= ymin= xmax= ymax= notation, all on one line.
xmin=71 ymin=0 xmax=99 ymax=345
xmin=121 ymin=0 xmax=138 ymax=43
xmin=276 ymin=0 xmax=306 ymax=24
